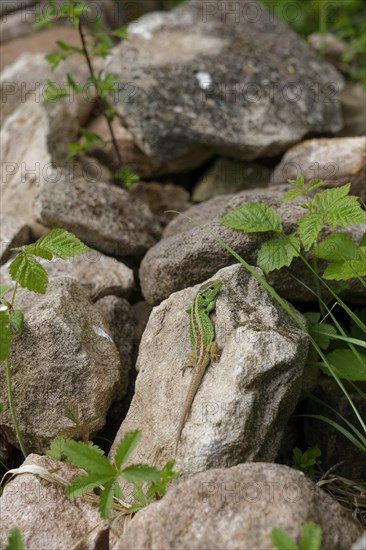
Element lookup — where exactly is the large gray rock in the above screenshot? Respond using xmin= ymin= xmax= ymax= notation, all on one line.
xmin=352 ymin=532 xmax=366 ymax=550
xmin=110 ymin=265 xmax=308 ymax=479
xmin=140 ymin=187 xmax=366 ymax=305
xmin=0 ymin=215 xmax=31 ymax=264
xmin=106 ymin=0 xmax=344 ymax=170
xmin=114 ymin=463 xmax=362 ymax=550
xmin=271 ymin=137 xmax=366 ymax=200
xmin=0 ymin=454 xmax=109 ymax=550
xmin=0 ymin=278 xmax=124 ymax=453
xmin=35 ymin=173 xmax=162 ymax=257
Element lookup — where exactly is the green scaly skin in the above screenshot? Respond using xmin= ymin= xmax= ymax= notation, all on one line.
xmin=175 ymin=280 xmax=222 ymax=455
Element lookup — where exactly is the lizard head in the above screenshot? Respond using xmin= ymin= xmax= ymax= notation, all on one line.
xmin=198 ymin=280 xmax=222 ymax=305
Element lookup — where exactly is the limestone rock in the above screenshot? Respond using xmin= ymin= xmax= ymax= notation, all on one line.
xmin=106 ymin=0 xmax=344 ymax=169
xmin=114 ymin=463 xmax=361 ymax=550
xmin=0 ymin=278 xmax=123 ymax=453
xmin=339 ymin=82 xmax=366 ymax=137
xmin=110 ymin=265 xmax=308 ymax=479
xmin=0 ymin=454 xmax=109 ymax=550
xmin=34 ymin=173 xmax=162 ymax=257
xmin=352 ymin=532 xmax=366 ymax=550
xmin=271 ymin=137 xmax=366 ymax=200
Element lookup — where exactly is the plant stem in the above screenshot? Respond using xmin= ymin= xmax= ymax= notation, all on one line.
xmin=4 ymin=357 xmax=27 ymax=458
xmin=77 ymin=20 xmax=123 ymax=167
xmin=10 ymin=282 xmax=18 ymax=309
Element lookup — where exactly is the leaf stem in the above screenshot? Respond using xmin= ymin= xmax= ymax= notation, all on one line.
xmin=4 ymin=357 xmax=27 ymax=458
xmin=10 ymin=282 xmax=18 ymax=309
xmin=77 ymin=20 xmax=123 ymax=167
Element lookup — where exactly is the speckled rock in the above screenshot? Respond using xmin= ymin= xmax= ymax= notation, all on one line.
xmin=0 ymin=278 xmax=123 ymax=453
xmin=271 ymin=137 xmax=366 ymax=200
xmin=110 ymin=265 xmax=308 ymax=479
xmin=34 ymin=173 xmax=162 ymax=257
xmin=106 ymin=0 xmax=344 ymax=169
xmin=140 ymin=187 xmax=366 ymax=305
xmin=130 ymin=181 xmax=191 ymax=226
xmin=113 ymin=463 xmax=362 ymax=550
xmin=0 ymin=454 xmax=109 ymax=550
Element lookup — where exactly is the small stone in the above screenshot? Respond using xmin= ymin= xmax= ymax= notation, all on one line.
xmin=130 ymin=181 xmax=191 ymax=226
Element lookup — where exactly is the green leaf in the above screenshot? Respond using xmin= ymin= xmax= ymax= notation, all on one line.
xmin=56 ymin=41 xmax=83 ymax=54
xmin=0 ymin=311 xmax=12 ymax=361
xmin=66 ymin=73 xmax=82 ymax=93
xmin=9 ymin=310 xmax=24 ymax=333
xmin=114 ymin=430 xmax=141 ymax=471
xmin=270 ymin=527 xmax=298 ymax=550
xmin=257 ymin=234 xmax=301 ymax=275
xmin=298 ymin=213 xmax=323 ymax=251
xmin=65 ymin=472 xmax=114 ymax=499
xmin=9 ymin=253 xmax=48 ymax=294
xmin=359 ymin=232 xmax=366 ymax=248
xmin=63 ymin=440 xmax=115 ymax=476
xmin=324 ymin=196 xmax=365 ymax=228
xmin=5 ymin=527 xmax=24 ymax=550
xmin=99 ymin=480 xmax=115 ymax=519
xmin=112 ymin=25 xmax=128 ymax=40
xmin=220 ymin=203 xmax=283 ymax=233
xmin=46 ymin=436 xmax=66 ymax=461
xmin=323 ymin=259 xmax=366 ymax=281
xmin=288 ymin=174 xmax=305 ymax=188
xmin=313 ymin=183 xmax=351 ymax=212
xmin=314 ymin=233 xmax=357 ymax=261
xmin=79 ymin=128 xmax=103 ymax=143
xmin=18 ymin=245 xmax=53 ymax=261
xmin=306 ymin=179 xmax=324 ymax=192
xmin=122 ymin=464 xmax=161 ymax=484
xmin=322 ymin=349 xmax=366 ymax=381
xmin=304 ymin=313 xmax=337 ymax=350
xmin=282 ymin=188 xmax=304 ymax=202
xmin=132 ymin=483 xmax=146 ymax=505
xmin=36 ymin=229 xmax=88 ymax=260
xmin=0 ymin=285 xmax=11 ymax=302
xmin=45 ymin=52 xmax=69 ymax=70
xmin=300 ymin=523 xmax=322 ymax=550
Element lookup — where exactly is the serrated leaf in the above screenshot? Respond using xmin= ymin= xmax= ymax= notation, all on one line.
xmin=298 ymin=213 xmax=323 ymax=251
xmin=9 ymin=253 xmax=48 ymax=294
xmin=288 ymin=174 xmax=305 ymax=188
xmin=132 ymin=483 xmax=146 ymax=504
xmin=98 ymin=480 xmax=115 ymax=518
xmin=322 ymin=349 xmax=366 ymax=381
xmin=257 ymin=234 xmax=300 ymax=275
xmin=359 ymin=232 xmax=366 ymax=248
xmin=36 ymin=229 xmax=88 ymax=259
xmin=0 ymin=285 xmax=11 ymax=302
xmin=270 ymin=527 xmax=298 ymax=550
xmin=314 ymin=233 xmax=357 ymax=261
xmin=306 ymin=179 xmax=324 ymax=192
xmin=46 ymin=436 xmax=66 ymax=461
xmin=113 ymin=480 xmax=124 ymax=500
xmin=63 ymin=440 xmax=115 ymax=476
xmin=300 ymin=523 xmax=322 ymax=550
xmin=0 ymin=310 xmax=12 ymax=361
xmin=282 ymin=188 xmax=304 ymax=202
xmin=20 ymin=244 xmax=53 ymax=261
xmin=114 ymin=430 xmax=141 ymax=471
xmin=65 ymin=472 xmax=114 ymax=500
xmin=64 ymin=402 xmax=79 ymax=424
xmin=220 ymin=203 xmax=282 ymax=233
xmin=324 ymin=196 xmax=365 ymax=227
xmin=323 ymin=260 xmax=366 ymax=281
xmin=5 ymin=527 xmax=24 ymax=550
xmin=313 ymin=183 xmax=351 ymax=212
xmin=122 ymin=464 xmax=161 ymax=484
xmin=9 ymin=310 xmax=24 ymax=333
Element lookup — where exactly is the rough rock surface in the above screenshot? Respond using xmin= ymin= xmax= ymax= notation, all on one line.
xmin=271 ymin=137 xmax=366 ymax=200
xmin=1 ymin=249 xmax=134 ymax=301
xmin=0 ymin=278 xmax=123 ymax=453
xmin=114 ymin=463 xmax=362 ymax=550
xmin=110 ymin=265 xmax=308 ymax=478
xmin=106 ymin=0 xmax=344 ymax=169
xmin=95 ymin=295 xmax=135 ymax=383
xmin=339 ymin=82 xmax=366 ymax=137
xmin=352 ymin=532 xmax=366 ymax=550
xmin=140 ymin=187 xmax=366 ymax=305
xmin=34 ymin=174 xmax=162 ymax=257
xmin=0 ymin=215 xmax=31 ymax=264
xmin=130 ymin=181 xmax=191 ymax=226
xmin=0 ymin=454 xmax=109 ymax=550
xmin=192 ymin=157 xmax=271 ymax=202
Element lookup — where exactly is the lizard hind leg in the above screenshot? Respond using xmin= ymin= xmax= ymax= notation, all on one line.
xmin=181 ymin=352 xmax=196 ymax=376
xmin=207 ymin=341 xmax=220 ymax=363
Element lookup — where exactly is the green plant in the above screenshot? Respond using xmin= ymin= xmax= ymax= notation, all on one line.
xmin=292 ymin=446 xmax=321 ymax=478
xmin=0 ymin=229 xmax=89 ymax=457
xmin=34 ymin=0 xmax=139 ymax=187
xmin=270 ymin=522 xmax=322 ymax=550
xmin=5 ymin=527 xmax=23 ymax=550
xmin=47 ymin=429 xmax=178 ymax=518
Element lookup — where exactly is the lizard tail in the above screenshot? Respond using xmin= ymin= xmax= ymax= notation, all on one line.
xmin=174 ymin=379 xmax=200 ymax=456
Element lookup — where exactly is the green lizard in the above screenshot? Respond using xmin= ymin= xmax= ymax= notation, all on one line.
xmin=175 ymin=280 xmax=222 ymax=455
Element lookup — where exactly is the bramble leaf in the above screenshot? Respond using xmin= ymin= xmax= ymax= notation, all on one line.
xmin=300 ymin=522 xmax=322 ymax=550
xmin=257 ymin=234 xmax=300 ymax=274
xmin=313 ymin=184 xmax=351 ymax=211
xmin=324 ymin=196 xmax=365 ymax=227
xmin=322 ymin=349 xmax=366 ymax=381
xmin=282 ymin=188 xmax=304 ymax=202
xmin=220 ymin=203 xmax=283 ymax=233
xmin=0 ymin=285 xmax=11 ymax=302
xmin=323 ymin=259 xmax=366 ymax=281
xmin=114 ymin=430 xmax=141 ymax=471
xmin=298 ymin=213 xmax=323 ymax=251
xmin=314 ymin=233 xmax=357 ymax=261
xmin=36 ymin=229 xmax=89 ymax=260
xmin=270 ymin=528 xmax=298 ymax=550
xmin=288 ymin=174 xmax=305 ymax=188
xmin=9 ymin=310 xmax=24 ymax=333
xmin=304 ymin=312 xmax=337 ymax=350
xmin=9 ymin=253 xmax=48 ymax=294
